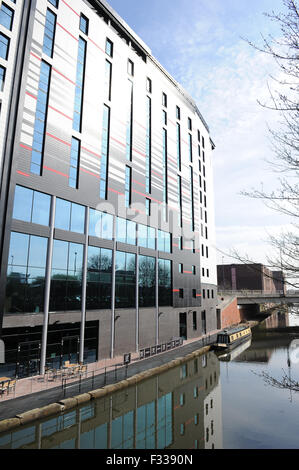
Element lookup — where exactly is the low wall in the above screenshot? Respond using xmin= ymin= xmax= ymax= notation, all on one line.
xmin=0 ymin=345 xmax=211 ymax=435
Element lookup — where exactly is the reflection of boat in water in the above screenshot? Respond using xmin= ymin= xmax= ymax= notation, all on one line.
xmin=213 ymin=325 xmax=252 ymax=353
xmin=216 ymin=338 xmax=252 ymax=362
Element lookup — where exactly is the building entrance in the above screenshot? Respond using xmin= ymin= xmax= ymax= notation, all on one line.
xmin=179 ymin=312 xmax=187 ymax=340
xmin=16 ymin=340 xmax=41 ymax=378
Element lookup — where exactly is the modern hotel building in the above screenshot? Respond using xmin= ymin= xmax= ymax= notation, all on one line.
xmin=0 ymin=0 xmax=218 ymax=376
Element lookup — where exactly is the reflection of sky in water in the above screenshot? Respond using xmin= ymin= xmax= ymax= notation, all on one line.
xmin=220 ymin=322 xmax=299 ymax=449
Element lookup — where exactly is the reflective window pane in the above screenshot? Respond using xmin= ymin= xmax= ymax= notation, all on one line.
xmin=70 ymin=203 xmax=85 ymax=234
xmin=55 ymin=198 xmax=71 ymax=231
xmin=13 ymin=186 xmax=33 ymax=222
xmin=32 ymin=191 xmax=51 ymax=225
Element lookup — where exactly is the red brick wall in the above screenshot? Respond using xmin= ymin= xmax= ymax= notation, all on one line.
xmin=221 ymin=298 xmax=241 ymax=328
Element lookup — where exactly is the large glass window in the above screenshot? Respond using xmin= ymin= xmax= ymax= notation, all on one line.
xmin=43 ymin=8 xmax=56 ymax=58
xmin=69 ymin=137 xmax=80 ymax=189
xmin=5 ymin=233 xmax=48 ymax=314
xmin=50 ymin=240 xmax=83 ymax=311
xmin=13 ymin=185 xmax=51 ymax=226
xmin=100 ymin=104 xmax=110 ymax=200
xmin=89 ymin=209 xmax=113 ymax=240
xmin=0 ymin=32 xmax=9 ymax=60
xmin=157 ymin=230 xmax=171 ymax=253
xmin=158 ymin=259 xmax=172 ymax=306
xmin=116 ymin=218 xmax=136 ymax=245
xmin=31 ymin=60 xmax=51 ymax=175
xmin=73 ymin=37 xmax=86 ymax=132
xmin=55 ymin=199 xmax=85 ymax=233
xmin=138 ymin=224 xmax=155 ymax=250
xmin=139 ymin=255 xmax=155 ymax=307
xmin=87 ymin=246 xmax=112 ymax=309
xmin=0 ymin=3 xmax=14 ymax=31
xmin=115 ymin=251 xmax=136 ymax=308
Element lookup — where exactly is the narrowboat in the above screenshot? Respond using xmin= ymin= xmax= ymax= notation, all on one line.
xmin=217 ymin=338 xmax=252 ymax=362
xmin=213 ymin=324 xmax=252 ymax=352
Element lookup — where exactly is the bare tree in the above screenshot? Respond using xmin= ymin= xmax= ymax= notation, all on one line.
xmin=238 ymin=0 xmax=299 ymax=289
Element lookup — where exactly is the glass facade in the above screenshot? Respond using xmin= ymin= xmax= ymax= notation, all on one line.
xmin=0 ymin=3 xmax=14 ymax=31
xmin=31 ymin=60 xmax=51 ymax=175
xmin=43 ymin=8 xmax=56 ymax=58
xmin=115 ymin=251 xmax=136 ymax=308
xmin=0 ymin=32 xmax=9 ymax=60
xmin=89 ymin=209 xmax=113 ymax=239
xmin=13 ymin=186 xmax=51 ymax=226
xmin=50 ymin=240 xmax=83 ymax=311
xmin=69 ymin=137 xmax=80 ymax=189
xmin=157 ymin=230 xmax=171 ymax=253
xmin=87 ymin=246 xmax=112 ymax=309
xmin=100 ymin=104 xmax=110 ymax=200
xmin=188 ymin=133 xmax=193 ymax=162
xmin=73 ymin=37 xmax=86 ymax=132
xmin=116 ymin=218 xmax=136 ymax=245
xmin=138 ymin=224 xmax=155 ymax=250
xmin=139 ymin=255 xmax=155 ymax=307
xmin=158 ymin=259 xmax=172 ymax=306
xmin=5 ymin=233 xmax=48 ymax=314
xmin=55 ymin=199 xmax=85 ymax=233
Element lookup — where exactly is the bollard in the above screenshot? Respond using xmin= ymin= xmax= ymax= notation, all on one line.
xmin=104 ymin=367 xmax=107 ymax=385
xmin=115 ymin=365 xmax=117 ymax=380
xmin=79 ymin=374 xmax=82 ymax=393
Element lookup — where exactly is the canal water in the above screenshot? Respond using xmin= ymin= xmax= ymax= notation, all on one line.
xmin=0 ymin=308 xmax=299 ymax=450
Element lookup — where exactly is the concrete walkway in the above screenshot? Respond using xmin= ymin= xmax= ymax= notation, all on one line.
xmin=0 ymin=331 xmax=218 ymax=421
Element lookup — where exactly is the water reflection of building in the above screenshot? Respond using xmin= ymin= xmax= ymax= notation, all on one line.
xmin=264 ymin=311 xmax=289 ymax=329
xmin=0 ymin=352 xmax=223 ymax=450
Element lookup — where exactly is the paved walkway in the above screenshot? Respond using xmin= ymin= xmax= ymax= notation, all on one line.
xmin=0 ymin=331 xmax=219 ymax=421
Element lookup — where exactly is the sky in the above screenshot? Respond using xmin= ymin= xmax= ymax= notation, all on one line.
xmin=108 ymin=0 xmax=291 ymax=267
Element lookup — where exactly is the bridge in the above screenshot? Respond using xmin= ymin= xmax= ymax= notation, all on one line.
xmin=218 ymin=290 xmax=299 ymax=306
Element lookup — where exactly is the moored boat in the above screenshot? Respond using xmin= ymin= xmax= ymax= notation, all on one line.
xmin=213 ymin=324 xmax=252 ymax=352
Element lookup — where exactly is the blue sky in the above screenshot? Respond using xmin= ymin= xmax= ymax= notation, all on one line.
xmin=108 ymin=0 xmax=290 ymax=266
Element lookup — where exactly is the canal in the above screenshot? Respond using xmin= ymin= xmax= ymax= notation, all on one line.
xmin=0 ymin=308 xmax=299 ymax=450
